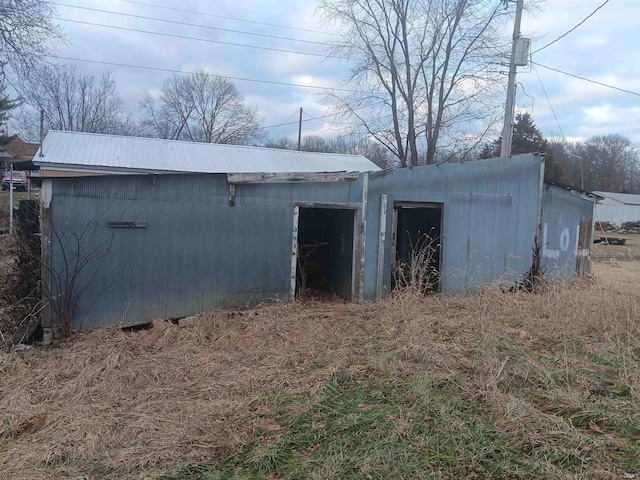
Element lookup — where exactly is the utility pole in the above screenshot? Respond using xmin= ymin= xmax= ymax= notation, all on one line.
xmin=500 ymin=0 xmax=525 ymax=157
xmin=39 ymin=109 xmax=45 ymax=157
xmin=9 ymin=163 xmax=13 ymax=235
xmin=297 ymin=107 xmax=303 ymax=151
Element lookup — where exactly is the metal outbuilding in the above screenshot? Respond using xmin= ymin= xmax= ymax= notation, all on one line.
xmin=541 ymin=182 xmax=596 ymax=278
xmin=593 ymin=191 xmax=640 ymax=226
xmin=33 ymin=132 xmax=597 ymax=334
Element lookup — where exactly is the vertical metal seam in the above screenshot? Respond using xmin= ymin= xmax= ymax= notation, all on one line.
xmin=358 ymin=173 xmax=369 ymax=301
xmin=40 ymin=179 xmax=53 ymax=335
xmin=588 ymin=195 xmax=597 ymax=274
xmin=535 ymin=157 xmax=546 ymax=268
xmin=376 ymin=194 xmax=388 ymax=300
xmin=289 ymin=206 xmax=299 ymax=302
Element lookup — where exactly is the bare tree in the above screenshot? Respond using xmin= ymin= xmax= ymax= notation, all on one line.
xmin=140 ymin=71 xmax=264 ymax=145
xmin=319 ymin=0 xmax=506 ymax=166
xmin=301 ymin=135 xmax=330 ymax=152
xmin=264 ymin=136 xmax=297 ymax=150
xmin=575 ymin=135 xmax=639 ymax=193
xmin=543 ymin=136 xmax=640 ymax=193
xmin=264 ymin=133 xmax=396 ymax=169
xmin=18 ymin=64 xmax=131 ymax=136
xmin=0 ymin=0 xmax=64 ymax=75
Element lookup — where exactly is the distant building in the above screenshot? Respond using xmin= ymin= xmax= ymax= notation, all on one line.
xmin=593 ymin=191 xmax=640 ymax=226
xmin=1 ymin=136 xmax=41 ymax=182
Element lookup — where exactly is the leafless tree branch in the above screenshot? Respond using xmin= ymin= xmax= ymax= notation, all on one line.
xmin=140 ymin=71 xmax=264 ymax=145
xmin=0 ymin=0 xmax=65 ymax=76
xmin=319 ymin=0 xmax=508 ymax=166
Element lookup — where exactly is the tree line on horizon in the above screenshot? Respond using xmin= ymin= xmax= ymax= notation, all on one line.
xmin=1 ymin=0 xmax=639 ymax=193
xmin=2 ymin=66 xmax=638 ymax=193
xmin=479 ymin=112 xmax=640 ymax=194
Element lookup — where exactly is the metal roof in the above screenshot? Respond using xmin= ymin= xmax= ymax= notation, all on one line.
xmin=34 ymin=131 xmax=381 ymax=174
xmin=593 ymin=191 xmax=640 ymax=206
xmin=544 ymin=180 xmax=603 ymax=201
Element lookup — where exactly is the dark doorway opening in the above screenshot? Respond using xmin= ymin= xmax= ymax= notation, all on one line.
xmin=296 ymin=207 xmax=356 ymax=300
xmin=392 ymin=203 xmax=443 ymax=293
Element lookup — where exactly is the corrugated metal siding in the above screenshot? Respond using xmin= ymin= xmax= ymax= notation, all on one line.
xmin=35 ymin=131 xmax=381 ymax=174
xmin=48 ymin=155 xmax=592 ymax=331
xmin=541 ymin=183 xmax=596 ymax=278
xmin=50 ymin=174 xmax=359 ymax=330
xmin=595 ymin=204 xmax=640 ymax=225
xmin=364 ymin=155 xmax=544 ymax=297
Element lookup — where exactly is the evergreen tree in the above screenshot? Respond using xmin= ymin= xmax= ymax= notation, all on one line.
xmin=478 ymin=112 xmax=563 ymax=183
xmin=510 ymin=112 xmax=546 ymax=154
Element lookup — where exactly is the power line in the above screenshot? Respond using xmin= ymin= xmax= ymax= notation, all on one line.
xmin=516 ymin=81 xmax=536 ymax=113
xmin=262 ymin=111 xmax=357 ymax=131
xmin=302 ymin=109 xmax=361 ymax=126
xmin=261 ymin=100 xmax=388 ymax=131
xmin=532 ymin=61 xmax=640 ymax=97
xmin=54 ymin=18 xmax=346 ymax=60
xmin=115 ymin=0 xmax=339 ymax=36
xmin=259 ymin=110 xmax=300 ymax=133
xmin=38 ymin=54 xmax=361 ymax=92
xmin=532 ymin=65 xmax=565 ymax=139
xmin=48 ymin=2 xmax=327 ymax=46
xmin=531 ymin=0 xmax=611 ymax=54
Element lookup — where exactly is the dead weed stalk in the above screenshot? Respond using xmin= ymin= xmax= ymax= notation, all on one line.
xmin=392 ymin=232 xmax=440 ymax=296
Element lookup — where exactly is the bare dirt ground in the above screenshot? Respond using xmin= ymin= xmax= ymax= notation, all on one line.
xmin=0 ymin=262 xmax=638 ymax=479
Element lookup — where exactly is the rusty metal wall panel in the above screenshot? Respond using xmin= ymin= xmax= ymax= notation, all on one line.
xmin=541 ymin=183 xmax=596 ymax=278
xmin=49 ymin=173 xmax=358 ymax=330
xmin=364 ymin=155 xmax=545 ymax=297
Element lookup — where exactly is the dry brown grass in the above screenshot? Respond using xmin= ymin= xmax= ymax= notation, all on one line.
xmin=0 ymin=235 xmax=23 ymax=344
xmin=0 ymin=262 xmax=639 ymax=479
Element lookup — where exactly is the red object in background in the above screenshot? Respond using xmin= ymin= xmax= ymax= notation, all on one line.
xmin=2 ymin=171 xmax=30 ymax=191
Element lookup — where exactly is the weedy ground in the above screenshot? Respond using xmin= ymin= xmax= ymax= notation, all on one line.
xmin=0 ymin=190 xmax=33 ymax=230
xmin=0 ymin=261 xmax=638 ymax=479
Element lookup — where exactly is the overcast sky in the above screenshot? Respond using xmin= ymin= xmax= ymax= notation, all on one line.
xmin=24 ymin=0 xmax=640 ymax=145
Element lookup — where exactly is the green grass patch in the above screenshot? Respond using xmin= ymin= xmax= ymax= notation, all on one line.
xmin=167 ymin=370 xmax=537 ymax=479
xmin=165 ymin=358 xmax=640 ymax=480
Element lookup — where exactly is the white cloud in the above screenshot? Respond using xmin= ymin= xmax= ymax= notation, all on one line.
xmin=25 ymin=0 xmax=638 ymax=145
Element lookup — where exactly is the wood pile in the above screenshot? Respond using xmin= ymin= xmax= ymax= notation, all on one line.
xmin=595 ymin=221 xmax=617 ymax=231
xmin=596 ymin=221 xmax=640 ymax=234
xmin=620 ymin=221 xmax=640 ymax=234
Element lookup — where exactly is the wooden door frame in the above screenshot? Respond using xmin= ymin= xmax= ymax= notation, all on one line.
xmin=290 ymin=202 xmax=362 ymax=302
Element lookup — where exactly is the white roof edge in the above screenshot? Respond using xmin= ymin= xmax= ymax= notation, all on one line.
xmin=33 ymin=130 xmax=381 ymax=174
xmin=41 ymin=165 xmax=160 ymax=175
xmin=40 ymin=164 xmax=365 ymax=176
xmin=593 ymin=191 xmax=640 ymax=205
xmin=37 ymin=130 xmax=372 ymax=159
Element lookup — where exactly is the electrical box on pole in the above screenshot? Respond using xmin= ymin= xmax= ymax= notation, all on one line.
xmin=514 ymin=38 xmax=530 ymax=66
